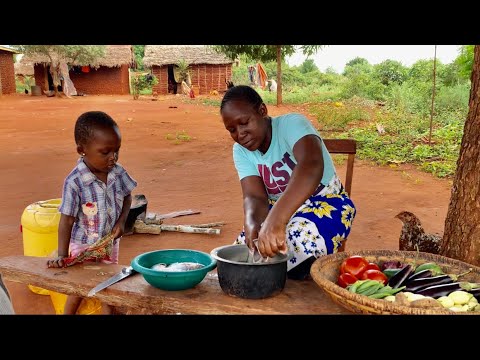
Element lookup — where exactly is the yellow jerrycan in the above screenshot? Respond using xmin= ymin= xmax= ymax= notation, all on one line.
xmin=21 ymin=199 xmax=101 ymax=314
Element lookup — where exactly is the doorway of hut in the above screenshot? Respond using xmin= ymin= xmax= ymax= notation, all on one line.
xmin=167 ymin=65 xmax=177 ymax=94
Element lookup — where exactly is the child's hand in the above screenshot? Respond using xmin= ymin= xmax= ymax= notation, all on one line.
xmin=111 ymin=222 xmax=125 ymax=241
xmin=47 ymin=256 xmax=66 ymax=268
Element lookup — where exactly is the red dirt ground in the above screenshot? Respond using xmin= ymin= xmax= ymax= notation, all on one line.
xmin=0 ymin=94 xmax=453 ymax=314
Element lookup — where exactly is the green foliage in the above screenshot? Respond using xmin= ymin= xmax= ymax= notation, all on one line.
xmin=311 ymin=103 xmax=371 ymax=131
xmin=407 ymin=59 xmax=446 ymax=84
xmin=345 ymin=57 xmax=369 ymax=67
xmin=299 ymin=59 xmax=319 ymax=73
xmin=211 ymin=45 xmax=324 ymax=63
xmin=12 ymin=45 xmax=106 ymax=94
xmin=441 ymin=62 xmax=464 ymax=86
xmin=133 ymin=45 xmax=145 ymax=70
xmin=340 ymin=62 xmax=387 ymax=100
xmin=201 ymin=48 xmax=469 ymax=179
xmin=165 ymin=130 xmax=191 ymax=144
xmin=455 ymin=45 xmax=474 ymax=80
xmin=176 ymin=59 xmax=191 ymax=83
xmin=325 ymin=67 xmax=338 ymax=74
xmin=13 ymin=45 xmax=106 ymax=65
xmin=343 ymin=60 xmax=373 ymax=77
xmin=131 ymin=73 xmax=158 ymax=99
xmin=434 ymin=83 xmax=470 ymax=114
xmin=211 ymin=45 xmax=326 ymax=104
xmin=372 ymin=60 xmax=407 ymax=86
xmin=15 ymin=75 xmax=34 ymax=93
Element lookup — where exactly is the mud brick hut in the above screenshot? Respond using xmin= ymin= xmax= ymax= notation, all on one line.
xmin=23 ymin=45 xmax=134 ymax=95
xmin=143 ymin=45 xmax=233 ymax=95
xmin=0 ymin=46 xmax=19 ymax=95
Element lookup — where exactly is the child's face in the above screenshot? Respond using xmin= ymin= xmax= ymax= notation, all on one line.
xmin=80 ymin=126 xmax=122 ymax=175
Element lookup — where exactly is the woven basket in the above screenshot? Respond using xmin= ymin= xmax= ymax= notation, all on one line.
xmin=310 ymin=250 xmax=480 ymax=315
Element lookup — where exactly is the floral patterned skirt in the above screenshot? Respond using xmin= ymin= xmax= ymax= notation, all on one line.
xmin=235 ymin=175 xmax=356 ymax=272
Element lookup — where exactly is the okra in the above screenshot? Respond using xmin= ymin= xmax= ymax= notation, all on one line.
xmin=358 ymin=282 xmax=384 ymax=296
xmin=355 ymin=280 xmax=381 ymax=293
xmin=368 ymin=286 xmax=406 ymax=299
xmin=348 ymin=280 xmax=369 ymax=293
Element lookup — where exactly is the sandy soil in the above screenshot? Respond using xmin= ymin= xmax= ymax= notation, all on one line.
xmin=0 ymin=93 xmax=454 ymax=314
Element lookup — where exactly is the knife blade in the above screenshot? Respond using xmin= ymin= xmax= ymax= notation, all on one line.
xmin=87 ymin=266 xmax=136 ymax=297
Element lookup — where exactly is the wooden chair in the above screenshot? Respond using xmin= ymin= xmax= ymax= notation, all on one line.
xmin=323 ymin=139 xmax=357 ymax=196
xmin=323 ymin=139 xmax=357 ymax=252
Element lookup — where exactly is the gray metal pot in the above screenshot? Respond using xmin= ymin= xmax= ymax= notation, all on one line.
xmin=210 ymin=244 xmax=289 ymax=299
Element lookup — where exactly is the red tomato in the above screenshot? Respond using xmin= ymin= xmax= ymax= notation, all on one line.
xmin=337 ymin=273 xmax=358 ymax=288
xmin=363 ymin=262 xmax=381 ymax=272
xmin=360 ymin=269 xmax=388 ymax=285
xmin=340 ymin=255 xmax=369 ymax=278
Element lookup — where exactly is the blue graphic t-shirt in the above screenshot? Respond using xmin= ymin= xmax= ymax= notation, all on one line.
xmin=233 ymin=113 xmax=336 ymax=200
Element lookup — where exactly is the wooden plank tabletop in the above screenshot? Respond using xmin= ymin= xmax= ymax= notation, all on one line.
xmin=0 ymin=255 xmax=351 ymax=315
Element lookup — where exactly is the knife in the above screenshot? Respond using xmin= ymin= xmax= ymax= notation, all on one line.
xmin=87 ymin=266 xmax=137 ymax=297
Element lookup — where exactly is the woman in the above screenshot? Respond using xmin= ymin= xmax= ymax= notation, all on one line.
xmin=220 ymin=85 xmax=356 ymax=280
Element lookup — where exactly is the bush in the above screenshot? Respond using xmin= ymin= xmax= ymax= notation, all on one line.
xmin=131 ymin=72 xmax=158 ymax=99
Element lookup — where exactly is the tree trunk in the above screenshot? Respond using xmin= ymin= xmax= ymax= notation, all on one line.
xmin=440 ymin=45 xmax=480 ymax=266
xmin=0 ymin=66 xmax=3 ymax=96
xmin=276 ymin=45 xmax=282 ymax=106
xmin=50 ymin=63 xmax=61 ymax=97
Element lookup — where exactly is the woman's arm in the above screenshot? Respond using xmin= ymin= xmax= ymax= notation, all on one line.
xmin=258 ymin=134 xmax=325 ymax=257
xmin=240 ymin=176 xmax=269 ymax=249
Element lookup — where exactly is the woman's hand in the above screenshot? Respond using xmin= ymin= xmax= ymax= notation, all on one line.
xmin=256 ymin=217 xmax=288 ymax=258
xmin=244 ymin=223 xmax=261 ymax=250
xmin=47 ymin=256 xmax=66 ymax=268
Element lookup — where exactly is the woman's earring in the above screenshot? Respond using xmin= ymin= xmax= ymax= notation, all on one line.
xmin=81 ymin=153 xmax=86 ymax=156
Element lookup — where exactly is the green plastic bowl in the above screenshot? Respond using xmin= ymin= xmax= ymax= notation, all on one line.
xmin=131 ymin=249 xmax=217 ymax=291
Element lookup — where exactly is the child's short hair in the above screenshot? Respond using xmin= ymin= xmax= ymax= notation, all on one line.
xmin=74 ymin=111 xmax=118 ymax=145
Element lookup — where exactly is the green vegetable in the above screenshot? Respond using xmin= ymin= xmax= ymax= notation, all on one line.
xmin=414 ymin=262 xmax=443 ymax=275
xmin=383 ymin=268 xmax=402 ymax=279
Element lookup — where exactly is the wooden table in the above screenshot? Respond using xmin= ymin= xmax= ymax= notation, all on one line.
xmin=0 ymin=255 xmax=350 ymax=315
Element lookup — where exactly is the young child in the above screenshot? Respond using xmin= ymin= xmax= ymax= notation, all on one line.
xmin=47 ymin=111 xmax=137 ymax=314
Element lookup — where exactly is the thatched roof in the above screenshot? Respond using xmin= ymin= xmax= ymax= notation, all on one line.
xmin=20 ymin=45 xmax=134 ymax=68
xmin=143 ymin=45 xmax=233 ymax=67
xmin=0 ymin=46 xmax=19 ymax=54
xmin=14 ymin=58 xmax=34 ymax=76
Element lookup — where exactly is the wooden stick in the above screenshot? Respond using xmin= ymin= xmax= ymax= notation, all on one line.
xmin=186 ymin=222 xmax=226 ymax=228
xmin=133 ymin=220 xmax=161 ymax=234
xmin=156 ymin=210 xmax=201 ymax=220
xmin=133 ymin=220 xmax=222 ymax=235
xmin=160 ymin=224 xmax=220 ymax=235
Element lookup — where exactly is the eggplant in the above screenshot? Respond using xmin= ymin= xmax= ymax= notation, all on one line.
xmin=404 ymin=274 xmax=454 ymax=293
xmin=416 ymin=282 xmax=464 ymax=299
xmin=387 ymin=264 xmax=414 ymax=289
xmin=381 ymin=261 xmax=407 ymax=271
xmin=405 ymin=269 xmax=433 ymax=284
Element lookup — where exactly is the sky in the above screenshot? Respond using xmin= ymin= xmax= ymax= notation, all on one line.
xmin=286 ymin=45 xmax=462 ymax=73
